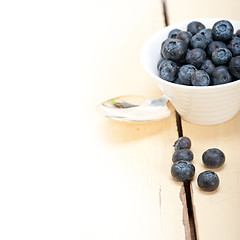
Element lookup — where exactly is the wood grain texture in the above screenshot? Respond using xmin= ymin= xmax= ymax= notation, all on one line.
xmin=80 ymin=0 xmax=187 ymax=239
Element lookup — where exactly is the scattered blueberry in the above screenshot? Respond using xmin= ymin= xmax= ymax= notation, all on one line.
xmin=178 ymin=64 xmax=197 ymax=85
xmin=229 ymin=56 xmax=240 ymax=78
xmin=171 ymin=160 xmax=195 ymax=182
xmin=190 ymin=34 xmax=207 ymax=49
xmin=168 ymin=29 xmax=181 ymax=39
xmin=212 ymin=20 xmax=234 ymax=42
xmin=212 ymin=66 xmax=232 ymax=85
xmin=161 ymin=39 xmax=188 ymax=62
xmin=198 ymin=28 xmax=213 ymax=45
xmin=202 ymin=148 xmax=225 ymax=169
xmin=227 ymin=37 xmax=240 ymax=56
xmin=197 ymin=171 xmax=220 ymax=192
xmin=206 ymin=41 xmax=227 ymax=57
xmin=158 ymin=60 xmax=178 ymax=82
xmin=187 ymin=21 xmax=205 ymax=35
xmin=186 ymin=48 xmax=206 ymax=68
xmin=172 ymin=149 xmax=194 ymax=163
xmin=211 ymin=48 xmax=232 ymax=65
xmin=174 ymin=137 xmax=191 ymax=150
xmin=191 ymin=70 xmax=210 ymax=86
xmin=176 ymin=31 xmax=192 ymax=45
xmin=200 ymin=59 xmax=215 ymax=75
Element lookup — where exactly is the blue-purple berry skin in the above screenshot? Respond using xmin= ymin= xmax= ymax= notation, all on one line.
xmin=186 ymin=48 xmax=206 ymax=68
xmin=211 ymin=48 xmax=232 ymax=65
xmin=212 ymin=66 xmax=232 ymax=85
xmin=168 ymin=29 xmax=181 ymax=39
xmin=207 ymin=41 xmax=227 ymax=57
xmin=198 ymin=28 xmax=213 ymax=45
xmin=202 ymin=148 xmax=225 ymax=169
xmin=174 ymin=137 xmax=191 ymax=150
xmin=171 ymin=160 xmax=195 ymax=182
xmin=229 ymin=56 xmax=240 ymax=79
xmin=190 ymin=34 xmax=207 ymax=49
xmin=227 ymin=37 xmax=240 ymax=56
xmin=176 ymin=31 xmax=192 ymax=45
xmin=178 ymin=64 xmax=197 ymax=85
xmin=212 ymin=20 xmax=234 ymax=42
xmin=197 ymin=171 xmax=219 ymax=192
xmin=236 ymin=29 xmax=240 ymax=38
xmin=161 ymin=39 xmax=188 ymax=62
xmin=172 ymin=149 xmax=194 ymax=163
xmin=187 ymin=21 xmax=205 ymax=35
xmin=200 ymin=59 xmax=215 ymax=75
xmin=158 ymin=60 xmax=178 ymax=82
xmin=191 ymin=70 xmax=210 ymax=86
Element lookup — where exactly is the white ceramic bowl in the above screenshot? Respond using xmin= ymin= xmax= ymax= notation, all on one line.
xmin=141 ymin=18 xmax=240 ymax=125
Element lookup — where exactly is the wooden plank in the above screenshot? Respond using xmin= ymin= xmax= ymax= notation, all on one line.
xmin=82 ymin=0 xmax=188 ymax=239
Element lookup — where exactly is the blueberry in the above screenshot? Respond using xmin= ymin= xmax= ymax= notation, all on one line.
xmin=212 ymin=66 xmax=232 ymax=85
xmin=212 ymin=20 xmax=234 ymax=42
xmin=191 ymin=70 xmax=210 ymax=86
xmin=211 ymin=48 xmax=232 ymax=65
xmin=198 ymin=28 xmax=213 ymax=45
xmin=197 ymin=171 xmax=219 ymax=192
xmin=236 ymin=29 xmax=240 ymax=38
xmin=161 ymin=39 xmax=188 ymax=62
xmin=176 ymin=31 xmax=192 ymax=45
xmin=157 ymin=57 xmax=166 ymax=71
xmin=200 ymin=59 xmax=216 ymax=75
xmin=187 ymin=21 xmax=205 ymax=35
xmin=168 ymin=29 xmax=181 ymax=39
xmin=207 ymin=41 xmax=227 ymax=57
xmin=172 ymin=149 xmax=194 ymax=163
xmin=158 ymin=60 xmax=178 ymax=82
xmin=173 ymin=78 xmax=184 ymax=85
xmin=174 ymin=137 xmax=191 ymax=150
xmin=186 ymin=48 xmax=206 ymax=68
xmin=229 ymin=56 xmax=240 ymax=78
xmin=171 ymin=160 xmax=195 ymax=182
xmin=190 ymin=34 xmax=207 ymax=49
xmin=178 ymin=64 xmax=197 ymax=85
xmin=202 ymin=148 xmax=225 ymax=169
xmin=227 ymin=37 xmax=240 ymax=56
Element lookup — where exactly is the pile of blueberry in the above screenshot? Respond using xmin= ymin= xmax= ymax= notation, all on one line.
xmin=171 ymin=137 xmax=225 ymax=192
xmin=158 ymin=20 xmax=240 ymax=86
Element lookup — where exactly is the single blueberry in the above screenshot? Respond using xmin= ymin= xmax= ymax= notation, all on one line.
xmin=173 ymin=78 xmax=184 ymax=85
xmin=158 ymin=60 xmax=178 ymax=82
xmin=227 ymin=37 xmax=240 ymax=56
xmin=187 ymin=21 xmax=205 ymax=35
xmin=174 ymin=137 xmax=191 ymax=150
xmin=200 ymin=59 xmax=216 ymax=75
xmin=186 ymin=48 xmax=206 ymax=68
xmin=190 ymin=34 xmax=207 ymax=49
xmin=178 ymin=64 xmax=197 ymax=85
xmin=171 ymin=160 xmax=195 ymax=182
xmin=211 ymin=48 xmax=232 ymax=65
xmin=212 ymin=20 xmax=234 ymax=42
xmin=236 ymin=29 xmax=240 ymax=38
xmin=229 ymin=56 xmax=240 ymax=78
xmin=191 ymin=70 xmax=210 ymax=86
xmin=198 ymin=28 xmax=213 ymax=45
xmin=176 ymin=31 xmax=192 ymax=45
xmin=172 ymin=149 xmax=194 ymax=163
xmin=197 ymin=171 xmax=219 ymax=192
xmin=207 ymin=41 xmax=227 ymax=57
xmin=168 ymin=29 xmax=181 ymax=39
xmin=202 ymin=148 xmax=225 ymax=169
xmin=161 ymin=39 xmax=188 ymax=62
xmin=212 ymin=66 xmax=232 ymax=85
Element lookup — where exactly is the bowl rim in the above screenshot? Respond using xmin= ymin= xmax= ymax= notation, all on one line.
xmin=140 ymin=18 xmax=240 ymax=92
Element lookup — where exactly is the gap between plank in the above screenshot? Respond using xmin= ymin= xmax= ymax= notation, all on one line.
xmin=161 ymin=0 xmax=198 ymax=239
